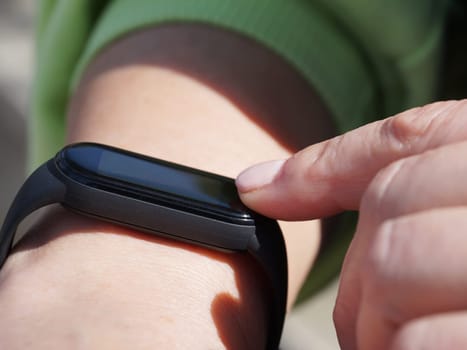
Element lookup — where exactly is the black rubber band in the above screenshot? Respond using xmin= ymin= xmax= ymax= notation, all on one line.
xmin=0 ymin=161 xmax=65 ymax=267
xmin=251 ymin=219 xmax=288 ymax=350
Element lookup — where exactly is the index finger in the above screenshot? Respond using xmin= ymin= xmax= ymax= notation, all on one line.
xmin=236 ymin=100 xmax=467 ymax=220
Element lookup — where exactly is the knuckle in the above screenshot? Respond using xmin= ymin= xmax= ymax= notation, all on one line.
xmin=381 ymin=111 xmax=427 ymax=153
xmin=362 ymin=219 xmax=396 ymax=297
xmin=363 ymin=218 xmax=413 ymax=299
xmin=362 ymin=100 xmax=467 ymax=218
xmin=381 ymin=100 xmax=467 ymax=154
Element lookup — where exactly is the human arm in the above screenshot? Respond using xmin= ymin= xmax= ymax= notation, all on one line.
xmin=237 ymin=99 xmax=467 ymax=349
xmin=0 ymin=24 xmax=331 ymax=349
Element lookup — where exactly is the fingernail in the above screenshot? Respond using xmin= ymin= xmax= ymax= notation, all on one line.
xmin=236 ymin=159 xmax=286 ymax=193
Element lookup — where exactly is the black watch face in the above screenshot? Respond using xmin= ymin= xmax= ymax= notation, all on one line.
xmin=56 ymin=143 xmax=254 ymax=225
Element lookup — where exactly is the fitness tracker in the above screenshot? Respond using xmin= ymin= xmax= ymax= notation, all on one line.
xmin=0 ymin=143 xmax=287 ymax=349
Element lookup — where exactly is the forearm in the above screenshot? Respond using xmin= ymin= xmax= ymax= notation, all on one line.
xmin=0 ymin=24 xmax=331 ymax=348
xmin=66 ymin=23 xmax=330 ymax=305
xmin=0 ymin=207 xmax=267 ymax=349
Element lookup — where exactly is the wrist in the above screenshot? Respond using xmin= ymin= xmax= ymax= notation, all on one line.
xmin=0 ymin=207 xmax=267 ymax=349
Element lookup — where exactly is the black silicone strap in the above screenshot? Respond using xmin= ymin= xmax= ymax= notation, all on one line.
xmin=250 ymin=219 xmax=287 ymax=350
xmin=0 ymin=161 xmax=65 ymax=267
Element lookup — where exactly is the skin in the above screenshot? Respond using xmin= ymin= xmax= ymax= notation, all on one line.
xmin=0 ymin=24 xmax=333 ymax=349
xmin=237 ymin=99 xmax=467 ymax=350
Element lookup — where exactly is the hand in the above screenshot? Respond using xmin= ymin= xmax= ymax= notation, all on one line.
xmin=236 ymin=100 xmax=467 ymax=349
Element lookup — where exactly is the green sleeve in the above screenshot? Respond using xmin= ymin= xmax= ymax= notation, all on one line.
xmin=31 ymin=0 xmax=108 ymax=170
xmin=70 ymin=0 xmax=378 ymax=133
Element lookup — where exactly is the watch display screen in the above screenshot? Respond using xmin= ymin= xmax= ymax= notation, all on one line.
xmin=57 ymin=143 xmax=252 ymax=223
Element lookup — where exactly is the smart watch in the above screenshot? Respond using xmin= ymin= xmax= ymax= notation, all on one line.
xmin=0 ymin=142 xmax=287 ymax=349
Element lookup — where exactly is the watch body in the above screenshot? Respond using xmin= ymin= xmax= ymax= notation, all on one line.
xmin=0 ymin=143 xmax=287 ymax=349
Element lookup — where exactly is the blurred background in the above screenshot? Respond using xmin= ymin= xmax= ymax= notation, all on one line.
xmin=0 ymin=0 xmax=33 ymax=220
xmin=0 ymin=1 xmax=342 ymax=349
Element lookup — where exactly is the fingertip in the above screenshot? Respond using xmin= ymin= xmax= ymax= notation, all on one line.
xmin=235 ymin=159 xmax=286 ymax=194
